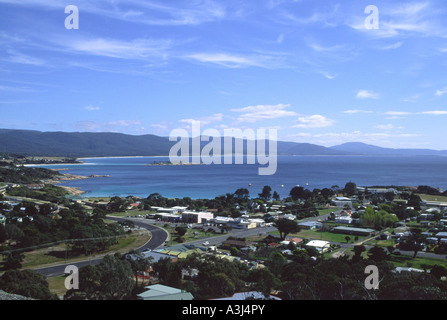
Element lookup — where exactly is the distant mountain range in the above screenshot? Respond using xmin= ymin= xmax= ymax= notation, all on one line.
xmin=1 ymin=129 xmax=446 ymax=158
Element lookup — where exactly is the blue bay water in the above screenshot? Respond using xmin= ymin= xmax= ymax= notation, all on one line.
xmin=42 ymin=155 xmax=447 ymax=199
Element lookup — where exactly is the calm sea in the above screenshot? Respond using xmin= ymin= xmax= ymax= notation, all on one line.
xmin=40 ymin=155 xmax=447 ymax=199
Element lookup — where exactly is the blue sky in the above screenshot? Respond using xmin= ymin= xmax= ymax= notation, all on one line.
xmin=1 ymin=0 xmax=447 ymax=149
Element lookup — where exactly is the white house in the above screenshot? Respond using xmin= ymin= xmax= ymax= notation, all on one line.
xmin=306 ymin=240 xmax=331 ymax=253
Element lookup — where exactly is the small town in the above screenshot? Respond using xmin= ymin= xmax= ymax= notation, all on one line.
xmin=1 ymin=162 xmax=447 ymax=300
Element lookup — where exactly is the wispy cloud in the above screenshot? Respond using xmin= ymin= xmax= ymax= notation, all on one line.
xmin=66 ymin=37 xmax=173 ymax=61
xmin=385 ymin=110 xmax=447 ymax=116
xmin=4 ymin=50 xmax=46 ymax=66
xmin=348 ymin=1 xmax=445 ymax=38
xmin=84 ymin=105 xmax=101 ymax=111
xmin=186 ymin=52 xmax=281 ymax=69
xmin=343 ymin=109 xmax=373 ymax=114
xmin=374 ymin=124 xmax=404 ymax=130
xmin=0 ymin=0 xmax=228 ymax=26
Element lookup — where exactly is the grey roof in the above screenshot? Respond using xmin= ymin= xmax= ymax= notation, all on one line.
xmin=137 ymin=284 xmax=194 ymax=300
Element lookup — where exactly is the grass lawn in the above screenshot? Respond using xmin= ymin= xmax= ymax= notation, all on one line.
xmin=417 ymin=193 xmax=447 ymax=203
xmin=163 ymin=225 xmax=223 ymax=246
xmin=388 ymin=253 xmax=447 ymax=269
xmin=47 ymin=276 xmax=68 ymax=298
xmin=317 ymin=208 xmax=337 ymax=216
xmin=2 ymin=229 xmax=151 ymax=270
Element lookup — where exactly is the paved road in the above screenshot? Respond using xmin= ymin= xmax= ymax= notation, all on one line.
xmin=33 ymin=217 xmax=169 ymax=278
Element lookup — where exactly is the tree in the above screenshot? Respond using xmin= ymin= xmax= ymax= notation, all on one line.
xmin=367 ymin=245 xmax=388 ymax=262
xmin=152 ymin=257 xmax=182 ymax=288
xmin=274 ymin=219 xmax=300 ymax=240
xmin=122 ymin=250 xmax=153 ymax=287
xmin=0 ymin=269 xmax=57 ymax=300
xmin=247 ymin=268 xmax=280 ymax=298
xmin=0 ymin=223 xmax=7 ymax=243
xmin=344 ymin=182 xmax=357 ymax=197
xmin=234 ymin=188 xmax=249 ymax=200
xmin=175 ymin=226 xmax=187 ymax=237
xmin=96 ymin=254 xmax=135 ymax=300
xmin=400 ymin=228 xmax=426 ymax=258
xmin=259 ymin=186 xmax=272 ymax=201
xmin=431 ymin=265 xmax=447 ymax=280
xmin=273 ymin=191 xmax=280 ymax=201
xmin=290 ymin=186 xmax=305 ymax=201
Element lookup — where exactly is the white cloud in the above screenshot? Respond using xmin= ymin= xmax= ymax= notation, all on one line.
xmin=294 ymin=115 xmax=335 ymax=129
xmin=66 ymin=37 xmax=172 ymax=60
xmin=186 ymin=53 xmax=278 ymax=69
xmin=231 ymin=104 xmax=298 ymax=123
xmin=436 ymin=87 xmax=447 ymax=96
xmin=420 ymin=110 xmax=447 ymax=115
xmin=385 ymin=110 xmax=447 ymax=116
xmin=385 ymin=111 xmax=412 ymax=116
xmin=343 ymin=109 xmax=373 ymax=114
xmin=84 ymin=105 xmax=100 ymax=111
xmin=356 ymin=90 xmax=380 ymax=99
xmin=374 ymin=124 xmax=404 ymax=130
xmin=180 ymin=113 xmax=224 ymax=126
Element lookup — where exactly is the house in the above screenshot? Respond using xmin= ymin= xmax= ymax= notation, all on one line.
xmin=334 ymin=216 xmax=353 ymax=224
xmin=306 ymin=240 xmax=331 ymax=253
xmin=298 ymin=221 xmax=322 ymax=230
xmin=435 ymin=232 xmax=447 ymax=239
xmin=137 ymin=284 xmax=194 ymax=300
xmin=247 ymin=218 xmax=265 ymax=228
xmin=280 ymin=237 xmax=303 ymax=246
xmin=332 ymin=197 xmax=352 ymax=208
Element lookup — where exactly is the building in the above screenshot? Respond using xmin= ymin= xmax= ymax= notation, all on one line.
xmin=331 ymin=226 xmax=375 ymax=236
xmin=306 ymin=240 xmax=331 ymax=253
xmin=298 ymin=221 xmax=322 ymax=230
xmin=332 ymin=197 xmax=352 ymax=208
xmin=334 ymin=216 xmax=353 ymax=224
xmin=181 ymin=211 xmax=214 ymax=224
xmin=137 ymin=284 xmax=194 ymax=300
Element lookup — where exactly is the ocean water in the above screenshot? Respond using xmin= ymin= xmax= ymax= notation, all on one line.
xmin=41 ymin=155 xmax=447 ymax=199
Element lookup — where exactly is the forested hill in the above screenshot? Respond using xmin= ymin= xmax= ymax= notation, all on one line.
xmin=1 ymin=129 xmax=446 ymax=158
xmin=0 ymin=129 xmax=173 ymax=157
xmin=0 ymin=129 xmax=347 ymax=157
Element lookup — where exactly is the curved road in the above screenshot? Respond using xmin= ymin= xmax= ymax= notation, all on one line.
xmin=33 ymin=217 xmax=168 ymax=278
